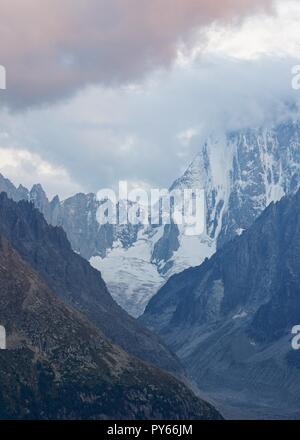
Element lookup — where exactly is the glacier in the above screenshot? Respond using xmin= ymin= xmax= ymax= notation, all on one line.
xmin=1 ymin=120 xmax=300 ymax=317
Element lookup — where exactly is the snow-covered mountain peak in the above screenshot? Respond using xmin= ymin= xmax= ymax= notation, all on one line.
xmin=171 ymin=148 xmax=210 ymax=191
xmin=2 ymin=120 xmax=300 ymax=317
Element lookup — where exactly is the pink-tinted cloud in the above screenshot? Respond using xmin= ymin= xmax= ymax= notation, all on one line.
xmin=0 ymin=0 xmax=274 ymax=108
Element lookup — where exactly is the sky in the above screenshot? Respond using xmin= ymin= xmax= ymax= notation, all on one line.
xmin=0 ymin=0 xmax=300 ymax=199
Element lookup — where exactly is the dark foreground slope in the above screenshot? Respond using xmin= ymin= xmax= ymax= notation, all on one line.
xmin=0 ymin=192 xmax=182 ymax=375
xmin=0 ymin=234 xmax=221 ymax=420
xmin=141 ymin=190 xmax=300 ymax=419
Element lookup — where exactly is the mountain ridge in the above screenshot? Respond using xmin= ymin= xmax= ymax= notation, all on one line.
xmin=2 ymin=120 xmax=300 ymax=317
xmin=0 ymin=233 xmax=221 ymax=420
xmin=0 ymin=192 xmax=183 ymax=376
xmin=141 ymin=188 xmax=300 ymax=419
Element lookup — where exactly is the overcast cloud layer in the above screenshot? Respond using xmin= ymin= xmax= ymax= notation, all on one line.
xmin=0 ymin=0 xmax=273 ymax=108
xmin=1 ymin=0 xmax=299 ymax=199
xmin=1 ymin=54 xmax=299 ymax=198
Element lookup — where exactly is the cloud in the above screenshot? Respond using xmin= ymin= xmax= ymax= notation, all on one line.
xmin=0 ymin=0 xmax=273 ymax=108
xmin=199 ymin=0 xmax=300 ymax=60
xmin=0 ymin=145 xmax=82 ymax=199
xmin=0 ymin=0 xmax=298 ymax=199
xmin=1 ymin=54 xmax=299 ymax=198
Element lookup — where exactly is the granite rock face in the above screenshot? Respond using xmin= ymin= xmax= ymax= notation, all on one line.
xmin=2 ymin=121 xmax=300 ymax=317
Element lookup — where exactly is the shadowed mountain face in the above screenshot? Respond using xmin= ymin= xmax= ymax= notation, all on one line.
xmin=0 ymin=234 xmax=221 ymax=420
xmin=141 ymin=190 xmax=300 ymax=419
xmin=0 ymin=192 xmax=182 ymax=376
